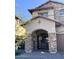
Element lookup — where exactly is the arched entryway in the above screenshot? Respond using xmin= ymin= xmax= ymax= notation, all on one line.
xmin=32 ymin=29 xmax=49 ymax=52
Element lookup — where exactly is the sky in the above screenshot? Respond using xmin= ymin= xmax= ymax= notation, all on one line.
xmin=15 ymin=0 xmax=64 ymax=21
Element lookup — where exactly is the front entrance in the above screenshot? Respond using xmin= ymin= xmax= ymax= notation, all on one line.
xmin=32 ymin=30 xmax=49 ymax=51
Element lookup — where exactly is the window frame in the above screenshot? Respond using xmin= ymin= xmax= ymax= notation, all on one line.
xmin=38 ymin=12 xmax=48 ymax=17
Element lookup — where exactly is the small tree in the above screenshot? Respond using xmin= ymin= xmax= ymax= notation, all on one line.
xmin=15 ymin=23 xmax=28 ymax=50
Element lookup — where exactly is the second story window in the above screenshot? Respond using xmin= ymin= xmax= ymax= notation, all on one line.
xmin=38 ymin=12 xmax=48 ymax=17
xmin=59 ymin=9 xmax=64 ymax=16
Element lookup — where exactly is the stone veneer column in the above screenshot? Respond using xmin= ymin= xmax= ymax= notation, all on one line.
xmin=25 ymin=34 xmax=32 ymax=53
xmin=32 ymin=33 xmax=37 ymax=50
xmin=48 ymin=33 xmax=57 ymax=53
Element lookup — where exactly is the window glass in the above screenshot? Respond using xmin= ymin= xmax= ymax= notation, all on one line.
xmin=38 ymin=12 xmax=48 ymax=17
xmin=59 ymin=9 xmax=64 ymax=16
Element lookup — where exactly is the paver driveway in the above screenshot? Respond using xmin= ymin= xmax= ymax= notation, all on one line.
xmin=16 ymin=51 xmax=64 ymax=59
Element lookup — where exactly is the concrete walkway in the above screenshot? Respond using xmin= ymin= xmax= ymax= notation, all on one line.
xmin=16 ymin=51 xmax=64 ymax=59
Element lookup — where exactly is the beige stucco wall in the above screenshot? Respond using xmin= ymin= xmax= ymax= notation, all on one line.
xmin=25 ymin=18 xmax=56 ymax=33
xmin=54 ymin=4 xmax=64 ymax=10
xmin=48 ymin=9 xmax=54 ymax=19
xmin=56 ymin=25 xmax=64 ymax=34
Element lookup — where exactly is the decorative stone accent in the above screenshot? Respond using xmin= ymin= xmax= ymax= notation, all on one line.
xmin=25 ymin=34 xmax=32 ymax=53
xmin=32 ymin=33 xmax=37 ymax=50
xmin=48 ymin=33 xmax=57 ymax=53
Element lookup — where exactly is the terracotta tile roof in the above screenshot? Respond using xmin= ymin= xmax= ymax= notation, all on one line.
xmin=15 ymin=16 xmax=22 ymax=21
xmin=35 ymin=1 xmax=64 ymax=9
xmin=15 ymin=16 xmax=19 ymax=19
xmin=28 ymin=1 xmax=64 ymax=13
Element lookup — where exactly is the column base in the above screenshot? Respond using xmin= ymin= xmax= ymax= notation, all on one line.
xmin=25 ymin=50 xmax=32 ymax=53
xmin=48 ymin=33 xmax=57 ymax=54
xmin=49 ymin=49 xmax=57 ymax=54
xmin=25 ymin=34 xmax=32 ymax=53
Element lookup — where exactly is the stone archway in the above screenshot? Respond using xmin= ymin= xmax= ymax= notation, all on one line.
xmin=25 ymin=29 xmax=57 ymax=53
xmin=32 ymin=29 xmax=49 ymax=52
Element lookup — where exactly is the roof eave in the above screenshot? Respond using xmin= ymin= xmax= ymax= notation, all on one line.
xmin=28 ymin=7 xmax=54 ymax=14
xmin=30 ymin=16 xmax=63 ymax=26
xmin=35 ymin=1 xmax=64 ymax=9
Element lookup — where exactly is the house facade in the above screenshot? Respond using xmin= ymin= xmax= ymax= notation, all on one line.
xmin=25 ymin=1 xmax=64 ymax=53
